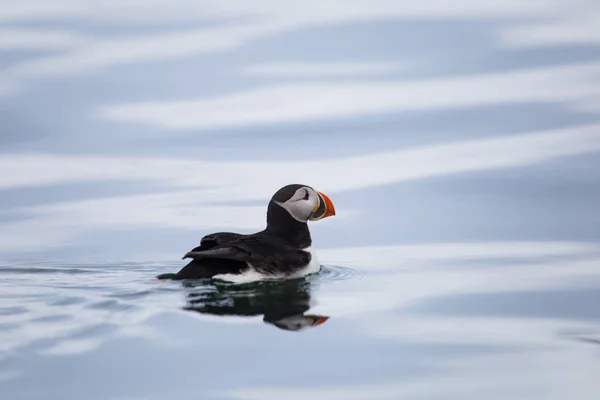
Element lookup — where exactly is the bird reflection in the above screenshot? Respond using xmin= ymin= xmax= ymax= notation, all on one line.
xmin=182 ymin=277 xmax=329 ymax=331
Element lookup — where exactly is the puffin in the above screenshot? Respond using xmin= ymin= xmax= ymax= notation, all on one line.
xmin=166 ymin=184 xmax=335 ymax=282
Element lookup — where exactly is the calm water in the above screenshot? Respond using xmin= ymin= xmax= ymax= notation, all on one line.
xmin=2 ymin=1 xmax=600 ymax=399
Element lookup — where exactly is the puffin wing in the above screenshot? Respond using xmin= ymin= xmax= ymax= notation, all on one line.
xmin=183 ymin=246 xmax=251 ymax=262
xmin=199 ymin=232 xmax=244 ymax=248
xmin=228 ymin=236 xmax=311 ymax=275
xmin=183 ymin=232 xmax=244 ymax=258
xmin=177 ymin=234 xmax=310 ymax=278
xmin=174 ymin=234 xmax=250 ymax=280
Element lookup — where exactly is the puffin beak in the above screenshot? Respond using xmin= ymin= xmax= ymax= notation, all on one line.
xmin=307 ymin=315 xmax=329 ymax=327
xmin=310 ymin=191 xmax=336 ymax=221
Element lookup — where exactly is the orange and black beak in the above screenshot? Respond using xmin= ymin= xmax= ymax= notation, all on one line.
xmin=309 ymin=191 xmax=336 ymax=221
xmin=306 ymin=315 xmax=329 ymax=327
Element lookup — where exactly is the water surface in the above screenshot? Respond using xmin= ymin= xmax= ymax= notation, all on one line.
xmin=1 ymin=1 xmax=600 ymax=399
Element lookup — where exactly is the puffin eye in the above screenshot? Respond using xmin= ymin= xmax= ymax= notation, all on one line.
xmin=302 ymin=190 xmax=310 ymax=201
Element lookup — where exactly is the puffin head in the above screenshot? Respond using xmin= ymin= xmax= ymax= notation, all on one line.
xmin=270 ymin=184 xmax=336 ymax=223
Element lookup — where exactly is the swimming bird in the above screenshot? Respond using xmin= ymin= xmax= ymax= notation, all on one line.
xmin=166 ymin=184 xmax=336 ymax=282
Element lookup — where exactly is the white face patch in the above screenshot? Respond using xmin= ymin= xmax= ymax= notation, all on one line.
xmin=274 ymin=186 xmax=319 ymax=222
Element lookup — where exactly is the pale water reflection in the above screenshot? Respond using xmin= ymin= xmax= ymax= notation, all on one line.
xmin=1 ymin=0 xmax=600 ymax=399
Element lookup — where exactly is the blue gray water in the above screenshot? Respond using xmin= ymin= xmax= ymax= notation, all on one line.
xmin=1 ymin=2 xmax=600 ymax=399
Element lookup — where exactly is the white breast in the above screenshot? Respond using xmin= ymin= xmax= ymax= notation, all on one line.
xmin=293 ymin=246 xmax=321 ymax=277
xmin=212 ymin=266 xmax=269 ymax=284
xmin=212 ymin=246 xmax=322 ymax=283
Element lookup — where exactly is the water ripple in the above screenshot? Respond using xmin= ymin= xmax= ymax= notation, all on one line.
xmin=317 ymin=264 xmax=365 ymax=282
xmin=0 ymin=306 xmax=28 ymax=316
xmin=0 ymin=266 xmax=95 ymax=274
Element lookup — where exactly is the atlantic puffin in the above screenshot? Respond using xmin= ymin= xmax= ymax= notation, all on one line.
xmin=167 ymin=184 xmax=335 ymax=282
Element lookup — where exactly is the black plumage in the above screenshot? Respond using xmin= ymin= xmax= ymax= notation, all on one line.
xmin=168 ymin=184 xmax=335 ymax=281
